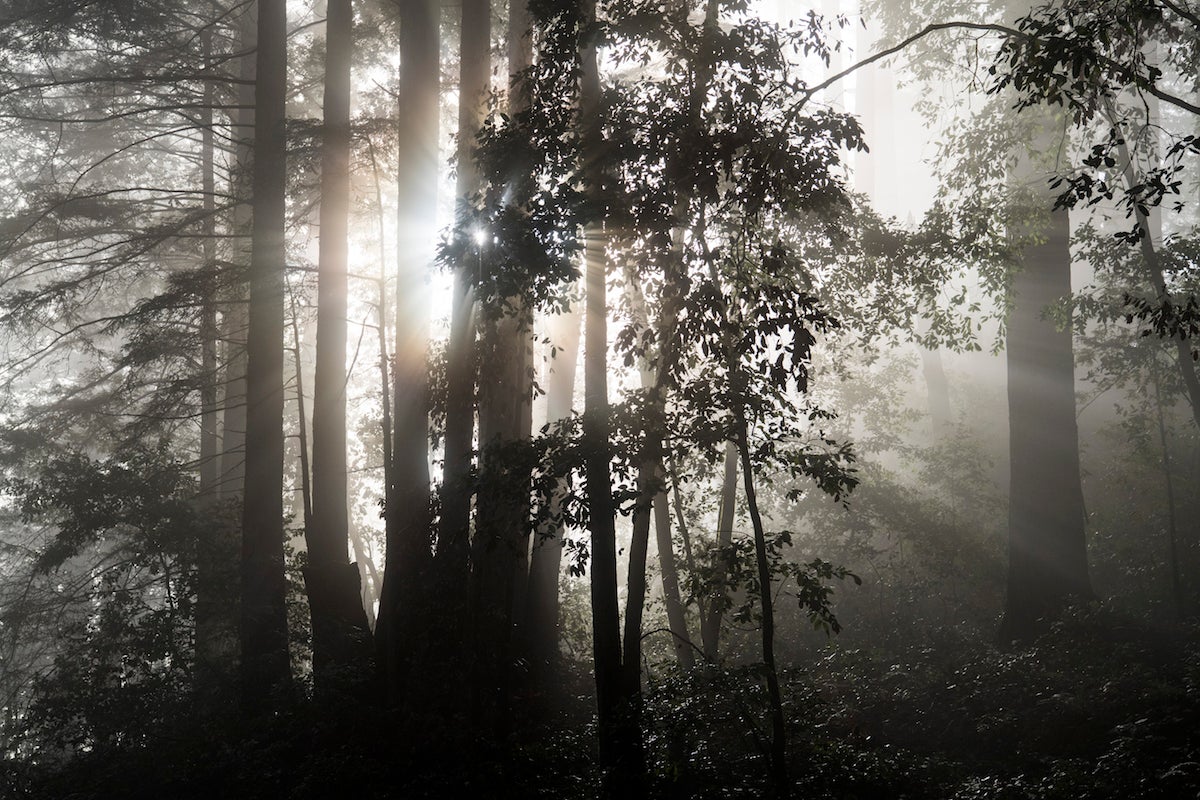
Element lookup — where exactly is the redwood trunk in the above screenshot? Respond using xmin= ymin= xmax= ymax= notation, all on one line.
xmin=306 ymin=0 xmax=371 ymax=688
xmin=240 ymin=0 xmax=293 ymax=711
xmin=375 ymin=0 xmax=439 ymax=703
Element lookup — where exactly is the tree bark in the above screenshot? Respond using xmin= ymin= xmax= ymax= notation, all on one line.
xmin=653 ymin=477 xmax=695 ymax=669
xmin=306 ymin=0 xmax=372 ymax=690
xmin=428 ymin=0 xmax=489 ymax=707
xmin=734 ymin=417 xmax=788 ymax=795
xmin=700 ymin=440 xmax=737 ymax=661
xmin=580 ymin=2 xmax=646 ymax=793
xmin=999 ymin=205 xmax=1092 ymax=642
xmin=240 ymin=0 xmax=293 ymax=712
xmin=194 ymin=26 xmax=237 ymax=702
xmin=219 ymin=0 xmax=257 ymax=503
xmin=522 ymin=294 xmax=582 ymax=692
xmin=375 ymin=0 xmax=439 ymax=704
xmin=469 ymin=0 xmax=535 ymax=734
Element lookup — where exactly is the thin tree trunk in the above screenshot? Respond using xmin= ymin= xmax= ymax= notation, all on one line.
xmin=522 ymin=294 xmax=582 ymax=692
xmin=376 ymin=0 xmax=439 ymax=704
xmin=198 ymin=25 xmax=221 ymax=508
xmin=1110 ymin=125 xmax=1200 ymax=431
xmin=194 ymin=26 xmax=237 ymax=700
xmin=288 ymin=291 xmax=313 ymax=531
xmin=1152 ymin=367 xmax=1186 ymax=619
xmin=700 ymin=440 xmax=737 ymax=661
xmin=219 ymin=1 xmax=257 ymax=502
xmin=653 ymin=479 xmax=695 ymax=669
xmin=240 ymin=0 xmax=293 ymax=712
xmin=734 ymin=417 xmax=788 ymax=795
xmin=619 ymin=273 xmax=658 ymax=695
xmin=580 ymin=2 xmax=646 ymax=793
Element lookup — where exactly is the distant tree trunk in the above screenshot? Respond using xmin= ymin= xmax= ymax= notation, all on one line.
xmin=1109 ymin=125 xmax=1200 ymax=434
xmin=219 ymin=1 xmax=257 ymax=503
xmin=920 ymin=346 xmax=953 ymax=435
xmin=306 ymin=0 xmax=371 ymax=690
xmin=1151 ymin=368 xmax=1187 ymax=619
xmin=288 ymin=290 xmax=313 ymax=530
xmin=240 ymin=0 xmax=293 ymax=711
xmin=194 ymin=26 xmax=237 ymax=700
xmin=375 ymin=0 xmax=439 ymax=704
xmin=580 ymin=2 xmax=646 ymax=793
xmin=469 ymin=0 xmax=534 ymax=734
xmin=1107 ymin=125 xmax=1193 ymax=619
xmin=999 ymin=205 xmax=1092 ymax=642
xmin=700 ymin=441 xmax=737 ymax=661
xmin=522 ymin=294 xmax=582 ymax=690
xmin=619 ymin=273 xmax=659 ymax=696
xmin=653 ymin=479 xmax=694 ymax=669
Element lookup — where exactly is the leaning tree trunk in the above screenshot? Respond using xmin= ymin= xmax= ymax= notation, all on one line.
xmin=733 ymin=413 xmax=788 ymax=795
xmin=240 ymin=0 xmax=293 ymax=712
xmin=375 ymin=0 xmax=439 ymax=705
xmin=653 ymin=478 xmax=695 ymax=668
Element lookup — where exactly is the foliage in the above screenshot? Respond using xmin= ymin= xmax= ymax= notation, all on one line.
xmin=1 ymin=447 xmax=200 ymax=754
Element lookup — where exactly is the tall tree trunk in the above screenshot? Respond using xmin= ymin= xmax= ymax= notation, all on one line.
xmin=469 ymin=0 xmax=534 ymax=734
xmin=522 ymin=294 xmax=582 ymax=692
xmin=430 ymin=0 xmax=489 ymax=704
xmin=580 ymin=2 xmax=646 ymax=793
xmin=307 ymin=0 xmax=371 ymax=689
xmin=998 ymin=205 xmax=1092 ymax=641
xmin=621 ymin=0 xmax=720 ymax=695
xmin=619 ymin=272 xmax=658 ymax=697
xmin=375 ymin=0 xmax=439 ymax=704
xmin=288 ymin=289 xmax=313 ymax=531
xmin=700 ymin=440 xmax=737 ymax=661
xmin=240 ymin=0 xmax=293 ymax=711
xmin=194 ymin=26 xmax=237 ymax=700
xmin=219 ymin=0 xmax=257 ymax=503
xmin=1152 ymin=368 xmax=1187 ymax=619
xmin=1109 ymin=122 xmax=1200 ymax=432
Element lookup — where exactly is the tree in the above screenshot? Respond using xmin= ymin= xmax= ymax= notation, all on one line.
xmin=576 ymin=0 xmax=647 ymax=790
xmin=375 ymin=0 xmax=439 ymax=704
xmin=433 ymin=0 xmax=491 ymax=683
xmin=306 ymin=0 xmax=372 ymax=689
xmin=240 ymin=0 xmax=292 ymax=711
xmin=470 ymin=0 xmax=536 ymax=732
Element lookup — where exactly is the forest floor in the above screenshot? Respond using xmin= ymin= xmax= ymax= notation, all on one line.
xmin=4 ymin=607 xmax=1199 ymax=799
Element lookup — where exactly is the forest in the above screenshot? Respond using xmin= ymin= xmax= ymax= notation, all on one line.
xmin=1 ymin=0 xmax=1199 ymax=797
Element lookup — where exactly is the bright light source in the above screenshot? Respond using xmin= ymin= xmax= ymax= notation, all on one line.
xmin=472 ymin=226 xmax=488 ymax=246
